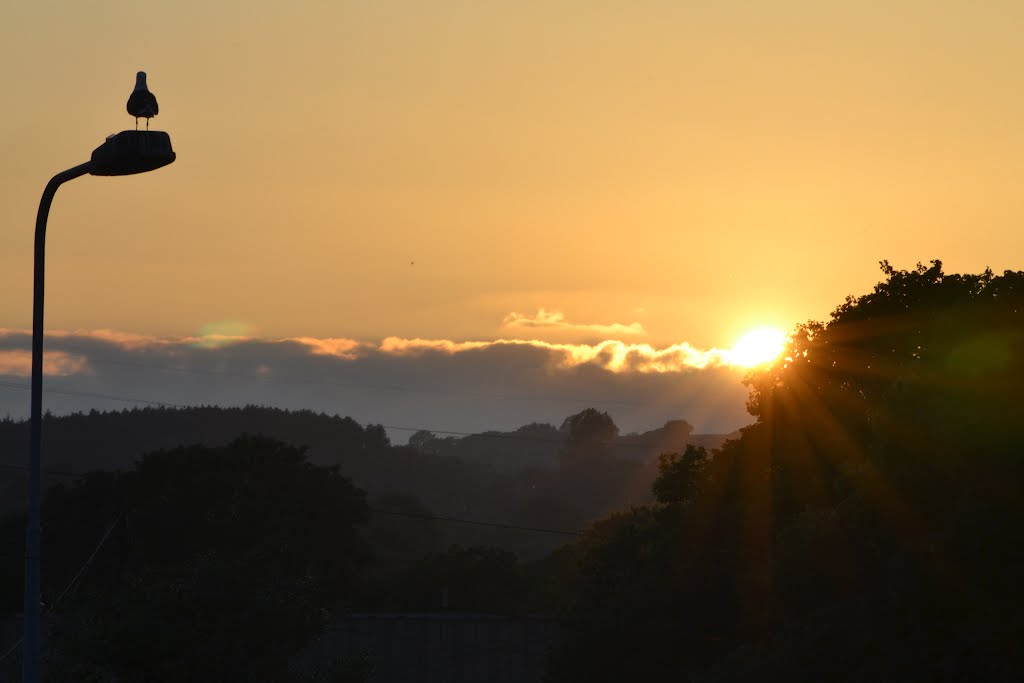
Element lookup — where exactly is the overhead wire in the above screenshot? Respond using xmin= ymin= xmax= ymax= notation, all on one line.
xmin=0 ymin=360 xmax=615 ymax=666
xmin=0 ymin=353 xmax=696 ymax=581
xmin=12 ymin=350 xmax=638 ymax=409
xmin=0 ymin=516 xmax=121 ymax=668
xmin=0 ymin=462 xmax=588 ymax=536
xmin=0 ymin=378 xmax=708 ymax=451
xmin=0 ymin=380 xmax=698 ymax=537
xmin=0 ymin=462 xmax=85 ymax=479
xmin=53 ymin=355 xmax=644 ymax=407
xmin=367 ymin=507 xmax=582 ymax=537
xmin=0 ymin=379 xmax=188 ymax=409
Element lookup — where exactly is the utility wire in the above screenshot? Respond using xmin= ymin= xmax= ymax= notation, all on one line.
xmin=0 ymin=485 xmax=589 ymax=540
xmin=0 ymin=352 xmax=647 ymax=666
xmin=0 ymin=472 xmax=586 ymax=537
xmin=88 ymin=357 xmax=643 ymax=408
xmin=0 ymin=380 xmax=700 ymax=451
xmin=374 ymin=424 xmax=705 ymax=452
xmin=319 ymin=620 xmax=556 ymax=659
xmin=0 ymin=392 xmax=677 ymax=539
xmin=0 ymin=380 xmax=188 ymax=409
xmin=0 ymin=517 xmax=121 ymax=668
xmin=368 ymin=507 xmax=582 ymax=537
xmin=0 ymin=366 xmax=685 ymax=551
xmin=0 ymin=636 xmax=19 ymax=671
xmin=48 ymin=517 xmax=121 ymax=610
xmin=0 ymin=462 xmax=83 ymax=479
xmin=1 ymin=464 xmax=587 ymax=538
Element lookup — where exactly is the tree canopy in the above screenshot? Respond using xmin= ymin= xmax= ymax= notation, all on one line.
xmin=38 ymin=436 xmax=370 ymax=682
xmin=547 ymin=261 xmax=1024 ymax=681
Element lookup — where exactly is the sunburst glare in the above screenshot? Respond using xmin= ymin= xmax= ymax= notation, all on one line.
xmin=729 ymin=327 xmax=787 ymax=368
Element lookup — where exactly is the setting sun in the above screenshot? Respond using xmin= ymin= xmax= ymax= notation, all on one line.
xmin=729 ymin=327 xmax=787 ymax=368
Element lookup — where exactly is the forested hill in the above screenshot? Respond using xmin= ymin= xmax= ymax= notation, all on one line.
xmin=0 ymin=406 xmax=452 ymax=518
xmin=407 ymin=416 xmax=736 ymax=472
xmin=0 ymin=406 xmax=387 ymax=474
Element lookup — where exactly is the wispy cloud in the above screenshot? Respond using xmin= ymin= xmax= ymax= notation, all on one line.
xmin=501 ymin=309 xmax=646 ymax=338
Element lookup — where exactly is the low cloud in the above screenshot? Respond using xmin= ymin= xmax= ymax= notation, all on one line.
xmin=0 ymin=349 xmax=89 ymax=377
xmin=501 ymin=309 xmax=646 ymax=338
xmin=284 ymin=337 xmax=363 ymax=359
xmin=1 ymin=329 xmax=736 ymax=375
xmin=375 ymin=338 xmax=729 ymax=373
xmin=0 ymin=329 xmax=755 ymax=436
xmin=378 ymin=337 xmax=492 ymax=355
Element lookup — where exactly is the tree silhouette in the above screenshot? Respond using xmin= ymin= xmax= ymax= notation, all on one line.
xmin=548 ymin=261 xmax=1024 ymax=681
xmin=560 ymin=408 xmax=619 ymax=465
xmin=40 ymin=435 xmax=370 ymax=681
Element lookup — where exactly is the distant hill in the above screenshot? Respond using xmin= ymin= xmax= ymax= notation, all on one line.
xmin=0 ymin=405 xmax=484 ymax=517
xmin=1 ymin=405 xmax=382 ymax=473
xmin=408 ymin=418 xmax=738 ymax=472
xmin=0 ymin=406 xmax=737 ymax=555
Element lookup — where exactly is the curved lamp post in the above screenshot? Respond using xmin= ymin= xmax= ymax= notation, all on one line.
xmin=25 ymin=128 xmax=175 ymax=682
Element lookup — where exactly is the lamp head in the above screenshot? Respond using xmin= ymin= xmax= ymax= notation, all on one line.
xmin=90 ymin=130 xmax=175 ymax=176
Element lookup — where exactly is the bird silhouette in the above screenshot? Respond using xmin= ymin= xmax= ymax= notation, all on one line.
xmin=126 ymin=71 xmax=159 ymax=130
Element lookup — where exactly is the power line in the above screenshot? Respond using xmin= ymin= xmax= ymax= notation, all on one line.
xmin=1 ymin=465 xmax=585 ymax=538
xmin=368 ymin=507 xmax=581 ymax=537
xmin=0 ymin=349 xmax=628 ymax=667
xmin=0 ymin=383 xmax=692 ymax=544
xmin=0 ymin=637 xmax=19 ymax=671
xmin=48 ymin=517 xmax=121 ymax=610
xmin=0 ymin=380 xmax=187 ymax=409
xmin=0 ymin=379 xmax=705 ymax=451
xmin=2 ymin=459 xmax=585 ymax=538
xmin=319 ymin=620 xmax=557 ymax=660
xmin=0 ymin=367 xmax=690 ymax=545
xmin=0 ymin=462 xmax=85 ymax=479
xmin=0 ymin=517 xmax=121 ymax=668
xmin=61 ymin=355 xmax=644 ymax=408
xmin=0 ymin=468 xmax=585 ymax=537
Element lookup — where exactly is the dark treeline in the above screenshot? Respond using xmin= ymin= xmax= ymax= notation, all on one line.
xmin=0 ymin=405 xmax=730 ymax=557
xmin=2 ymin=260 xmax=1023 ymax=680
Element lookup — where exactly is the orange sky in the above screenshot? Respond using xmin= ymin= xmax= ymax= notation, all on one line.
xmin=3 ymin=1 xmax=1023 ymax=352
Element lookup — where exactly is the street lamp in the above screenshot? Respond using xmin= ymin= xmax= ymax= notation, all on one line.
xmin=24 ymin=82 xmax=175 ymax=683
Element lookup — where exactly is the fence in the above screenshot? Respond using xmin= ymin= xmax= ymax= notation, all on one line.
xmin=0 ymin=612 xmax=561 ymax=683
xmin=294 ymin=613 xmax=560 ymax=683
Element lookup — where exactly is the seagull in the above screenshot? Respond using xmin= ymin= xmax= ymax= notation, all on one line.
xmin=126 ymin=71 xmax=159 ymax=130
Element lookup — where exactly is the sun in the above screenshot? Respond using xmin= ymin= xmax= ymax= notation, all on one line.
xmin=729 ymin=327 xmax=787 ymax=368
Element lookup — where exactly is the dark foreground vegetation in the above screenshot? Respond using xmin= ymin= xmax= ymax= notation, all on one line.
xmin=548 ymin=261 xmax=1024 ymax=681
xmin=1 ymin=260 xmax=1023 ymax=680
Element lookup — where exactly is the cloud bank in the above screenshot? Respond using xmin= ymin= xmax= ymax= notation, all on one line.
xmin=0 ymin=329 xmax=755 ymax=438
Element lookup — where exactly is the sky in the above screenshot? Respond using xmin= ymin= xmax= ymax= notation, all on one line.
xmin=2 ymin=1 xmax=1023 ymax=436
